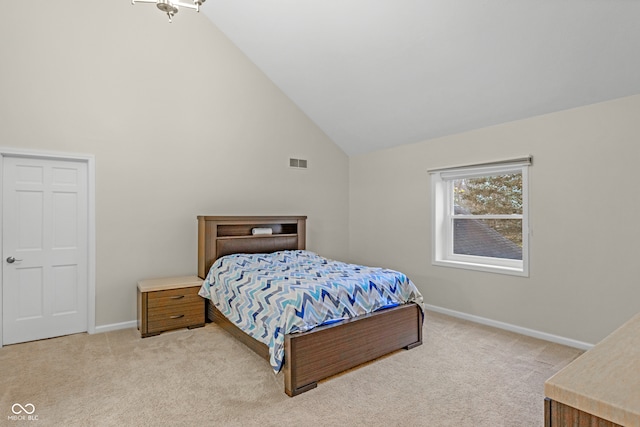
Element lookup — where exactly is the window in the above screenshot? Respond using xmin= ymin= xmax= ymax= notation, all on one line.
xmin=430 ymin=158 xmax=530 ymax=276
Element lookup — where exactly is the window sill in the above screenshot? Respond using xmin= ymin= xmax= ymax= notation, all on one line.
xmin=433 ymin=259 xmax=528 ymax=277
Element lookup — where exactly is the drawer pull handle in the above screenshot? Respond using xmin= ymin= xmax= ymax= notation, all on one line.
xmin=170 ymin=314 xmax=185 ymax=319
xmin=170 ymin=295 xmax=185 ymax=300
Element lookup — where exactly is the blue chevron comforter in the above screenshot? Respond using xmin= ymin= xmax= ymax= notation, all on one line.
xmin=198 ymin=250 xmax=424 ymax=373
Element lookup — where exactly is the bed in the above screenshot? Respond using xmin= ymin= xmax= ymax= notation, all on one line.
xmin=197 ymin=215 xmax=424 ymax=396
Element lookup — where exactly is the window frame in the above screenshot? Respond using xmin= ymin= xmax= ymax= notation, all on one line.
xmin=431 ymin=161 xmax=530 ymax=277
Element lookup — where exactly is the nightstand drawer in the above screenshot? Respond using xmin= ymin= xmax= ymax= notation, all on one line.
xmin=147 ymin=287 xmax=202 ymax=309
xmin=147 ymin=305 xmax=204 ymax=334
xmin=148 ymin=303 xmax=204 ymax=321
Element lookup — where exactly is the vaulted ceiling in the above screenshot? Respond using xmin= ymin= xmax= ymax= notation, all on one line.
xmin=202 ymin=1 xmax=640 ymax=156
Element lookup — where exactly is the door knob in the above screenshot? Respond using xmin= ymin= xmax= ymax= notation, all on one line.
xmin=6 ymin=256 xmax=22 ymax=264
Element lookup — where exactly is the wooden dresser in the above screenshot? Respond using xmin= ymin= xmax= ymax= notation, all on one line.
xmin=544 ymin=312 xmax=640 ymax=427
xmin=137 ymin=275 xmax=205 ymax=338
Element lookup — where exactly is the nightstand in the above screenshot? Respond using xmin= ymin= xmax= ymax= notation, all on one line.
xmin=137 ymin=275 xmax=205 ymax=338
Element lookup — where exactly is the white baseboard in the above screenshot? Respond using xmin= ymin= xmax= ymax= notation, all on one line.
xmin=93 ymin=320 xmax=137 ymax=334
xmin=424 ymin=304 xmax=594 ymax=351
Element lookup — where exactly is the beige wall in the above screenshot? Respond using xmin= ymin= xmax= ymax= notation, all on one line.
xmin=0 ymin=1 xmax=349 ymax=327
xmin=349 ymin=94 xmax=640 ymax=345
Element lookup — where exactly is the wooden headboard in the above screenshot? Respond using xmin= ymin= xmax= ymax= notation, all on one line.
xmin=197 ymin=215 xmax=307 ymax=279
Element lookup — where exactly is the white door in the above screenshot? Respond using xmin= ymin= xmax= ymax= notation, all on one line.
xmin=2 ymin=156 xmax=88 ymax=345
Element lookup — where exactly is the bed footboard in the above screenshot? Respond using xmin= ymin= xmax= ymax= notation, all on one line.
xmin=283 ymin=303 xmax=423 ymax=396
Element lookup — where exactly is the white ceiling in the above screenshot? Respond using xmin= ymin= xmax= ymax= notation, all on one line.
xmin=202 ymin=1 xmax=640 ymax=156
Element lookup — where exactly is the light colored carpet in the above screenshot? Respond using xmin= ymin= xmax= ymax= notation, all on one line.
xmin=0 ymin=311 xmax=582 ymax=427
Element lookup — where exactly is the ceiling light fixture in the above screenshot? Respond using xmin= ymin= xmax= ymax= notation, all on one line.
xmin=132 ymin=0 xmax=206 ymax=23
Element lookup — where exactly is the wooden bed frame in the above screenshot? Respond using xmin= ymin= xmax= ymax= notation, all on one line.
xmin=197 ymin=215 xmax=423 ymax=396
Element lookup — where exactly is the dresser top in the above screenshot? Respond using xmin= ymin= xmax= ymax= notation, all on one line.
xmin=137 ymin=275 xmax=203 ymax=292
xmin=545 ymin=312 xmax=640 ymax=426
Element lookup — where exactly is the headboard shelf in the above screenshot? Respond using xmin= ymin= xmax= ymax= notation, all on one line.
xmin=217 ymin=223 xmax=298 ymax=237
xmin=217 ymin=233 xmax=298 ymax=240
xmin=197 ymin=216 xmax=307 ymax=278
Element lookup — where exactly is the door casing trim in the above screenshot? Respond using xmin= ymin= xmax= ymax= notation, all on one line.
xmin=0 ymin=147 xmax=96 ymax=348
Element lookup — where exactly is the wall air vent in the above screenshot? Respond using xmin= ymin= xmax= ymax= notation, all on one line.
xmin=289 ymin=158 xmax=308 ymax=169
